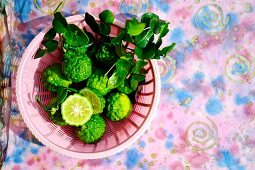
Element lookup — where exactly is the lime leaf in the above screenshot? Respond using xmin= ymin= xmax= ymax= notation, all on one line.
xmin=111 ymin=29 xmax=125 ymax=45
xmin=99 ymin=10 xmax=114 ymax=24
xmin=64 ymin=25 xmax=89 ymax=46
xmin=116 ymin=58 xmax=134 ymax=78
xmin=135 ymin=46 xmax=143 ymax=58
xmin=34 ymin=48 xmax=47 ymax=59
xmin=99 ymin=23 xmax=111 ymax=35
xmin=152 ymin=20 xmax=166 ymax=34
xmin=130 ymin=73 xmax=145 ymax=90
xmin=132 ymin=60 xmax=147 ymax=74
xmin=44 ymin=40 xmax=58 ymax=52
xmin=158 ymin=22 xmax=169 ymax=41
xmin=135 ymin=29 xmax=153 ymax=48
xmin=141 ymin=44 xmax=156 ymax=60
xmin=56 ymin=87 xmax=68 ymax=104
xmin=48 ymin=111 xmax=67 ymax=126
xmin=108 ymin=71 xmax=123 ymax=89
xmin=155 ymin=39 xmax=162 ymax=49
xmin=44 ymin=28 xmax=56 ymax=41
xmin=126 ymin=18 xmax=146 ymax=36
xmin=160 ymin=43 xmax=176 ymax=57
xmin=85 ymin=12 xmax=100 ymax=33
xmin=53 ymin=12 xmax=68 ymax=34
xmin=67 ymin=24 xmax=89 ymax=43
xmin=123 ymin=33 xmax=133 ymax=43
xmin=141 ymin=13 xmax=159 ymax=27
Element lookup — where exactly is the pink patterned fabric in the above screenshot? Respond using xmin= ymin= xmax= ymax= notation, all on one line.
xmin=2 ymin=0 xmax=255 ymax=169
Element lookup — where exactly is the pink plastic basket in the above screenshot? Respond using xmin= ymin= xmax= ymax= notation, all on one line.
xmin=15 ymin=15 xmax=161 ymax=159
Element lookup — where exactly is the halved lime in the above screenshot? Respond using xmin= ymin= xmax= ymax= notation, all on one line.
xmin=79 ymin=87 xmax=106 ymax=114
xmin=61 ymin=94 xmax=93 ymax=126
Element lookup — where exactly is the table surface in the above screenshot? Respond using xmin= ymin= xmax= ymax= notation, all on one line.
xmin=1 ymin=0 xmax=255 ymax=169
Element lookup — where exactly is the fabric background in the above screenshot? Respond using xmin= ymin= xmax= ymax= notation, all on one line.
xmin=1 ymin=0 xmax=255 ymax=169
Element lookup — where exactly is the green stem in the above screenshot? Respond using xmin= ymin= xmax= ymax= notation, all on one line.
xmin=105 ymin=63 xmax=116 ymax=77
xmin=54 ymin=2 xmax=63 ymax=13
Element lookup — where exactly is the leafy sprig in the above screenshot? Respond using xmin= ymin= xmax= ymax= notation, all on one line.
xmin=34 ymin=9 xmax=176 ymax=93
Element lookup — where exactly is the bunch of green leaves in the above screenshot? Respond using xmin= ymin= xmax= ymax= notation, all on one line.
xmin=34 ymin=12 xmax=90 ymax=58
xmin=85 ymin=11 xmax=176 ymax=90
xmin=35 ymin=9 xmax=176 ymax=94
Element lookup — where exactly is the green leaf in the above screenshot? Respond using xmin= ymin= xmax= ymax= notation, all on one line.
xmin=148 ymin=34 xmax=154 ymax=44
xmin=66 ymin=87 xmax=79 ymax=93
xmin=130 ymin=78 xmax=138 ymax=90
xmin=108 ymin=71 xmax=123 ymax=89
xmin=99 ymin=10 xmax=114 ymax=24
xmin=99 ymin=23 xmax=111 ymax=35
xmin=123 ymin=33 xmax=133 ymax=43
xmin=48 ymin=111 xmax=67 ymax=126
xmin=35 ymin=96 xmax=58 ymax=112
xmin=160 ymin=43 xmax=176 ymax=57
xmin=116 ymin=58 xmax=134 ymax=78
xmin=53 ymin=12 xmax=68 ymax=34
xmin=135 ymin=29 xmax=153 ymax=48
xmin=135 ymin=46 xmax=143 ymax=58
xmin=126 ymin=18 xmax=146 ymax=36
xmin=34 ymin=48 xmax=47 ymax=59
xmin=44 ymin=28 xmax=56 ymax=41
xmin=115 ymin=46 xmax=123 ymax=57
xmin=130 ymin=73 xmax=145 ymax=90
xmin=111 ymin=30 xmax=125 ymax=45
xmin=155 ymin=39 xmax=162 ymax=49
xmin=56 ymin=87 xmax=68 ymax=104
xmin=132 ymin=73 xmax=146 ymax=81
xmin=64 ymin=25 xmax=90 ymax=46
xmin=67 ymin=24 xmax=89 ymax=42
xmin=132 ymin=60 xmax=148 ymax=74
xmin=85 ymin=30 xmax=95 ymax=44
xmin=152 ymin=20 xmax=166 ymax=34
xmin=139 ymin=44 xmax=155 ymax=60
xmin=85 ymin=12 xmax=100 ymax=33
xmin=44 ymin=40 xmax=58 ymax=52
xmin=141 ymin=13 xmax=159 ymax=27
xmin=158 ymin=23 xmax=169 ymax=41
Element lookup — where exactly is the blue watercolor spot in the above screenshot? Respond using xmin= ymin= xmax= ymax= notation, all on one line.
xmin=170 ymin=28 xmax=184 ymax=43
xmin=165 ymin=141 xmax=173 ymax=149
xmin=217 ymin=150 xmax=245 ymax=170
xmin=167 ymin=134 xmax=174 ymax=139
xmin=78 ymin=0 xmax=89 ymax=6
xmin=185 ymin=41 xmax=194 ymax=53
xmin=172 ymin=51 xmax=184 ymax=67
xmin=226 ymin=13 xmax=238 ymax=29
xmin=193 ymin=72 xmax=205 ymax=81
xmin=174 ymin=89 xmax=193 ymax=107
xmin=205 ymin=98 xmax=223 ymax=116
xmin=211 ymin=76 xmax=225 ymax=92
xmin=21 ymin=30 xmax=36 ymax=46
xmin=125 ymin=148 xmax=143 ymax=169
xmin=12 ymin=148 xmax=25 ymax=163
xmin=14 ymin=0 xmax=31 ymax=22
xmin=4 ymin=156 xmax=10 ymax=164
xmin=151 ymin=0 xmax=170 ymax=12
xmin=31 ymin=147 xmax=39 ymax=154
xmin=235 ymin=95 xmax=250 ymax=105
xmin=139 ymin=140 xmax=146 ymax=148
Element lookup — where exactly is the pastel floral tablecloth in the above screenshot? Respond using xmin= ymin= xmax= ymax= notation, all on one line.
xmin=1 ymin=0 xmax=255 ymax=169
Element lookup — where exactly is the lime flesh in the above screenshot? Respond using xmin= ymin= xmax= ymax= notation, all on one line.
xmin=79 ymin=88 xmax=105 ymax=114
xmin=61 ymin=94 xmax=93 ymax=126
